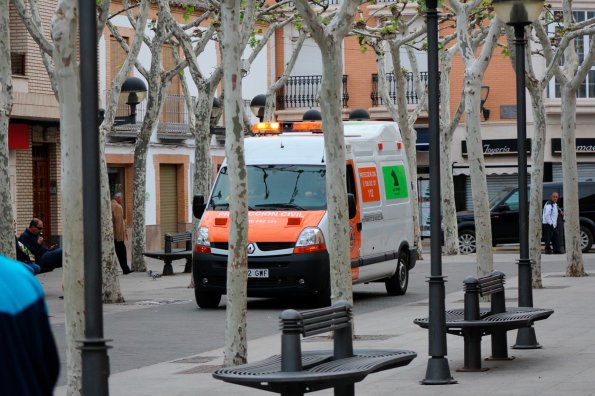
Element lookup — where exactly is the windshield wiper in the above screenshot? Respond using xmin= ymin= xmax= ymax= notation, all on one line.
xmin=254 ymin=203 xmax=305 ymax=210
xmin=211 ymin=202 xmax=258 ymax=211
xmin=210 ymin=202 xmax=229 ymax=210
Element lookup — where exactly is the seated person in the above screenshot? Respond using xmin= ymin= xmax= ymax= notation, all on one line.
xmin=15 ymin=237 xmax=41 ymax=275
xmin=18 ymin=218 xmax=62 ymax=272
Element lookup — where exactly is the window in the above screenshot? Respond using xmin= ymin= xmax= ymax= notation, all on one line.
xmin=548 ymin=10 xmax=595 ymax=99
xmin=503 ymin=191 xmax=519 ymax=211
xmin=11 ymin=53 xmax=26 ymax=76
xmin=209 ymin=165 xmax=327 ymax=211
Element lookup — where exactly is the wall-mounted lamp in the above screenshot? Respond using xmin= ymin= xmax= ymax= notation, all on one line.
xmin=241 ymin=59 xmax=249 ymax=77
xmin=120 ymin=76 xmax=147 ymax=124
xmin=480 ymin=85 xmax=491 ymax=121
xmin=210 ymin=97 xmax=222 ymax=130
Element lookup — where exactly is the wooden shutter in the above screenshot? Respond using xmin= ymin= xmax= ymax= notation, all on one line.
xmin=159 ymin=164 xmax=179 ymax=248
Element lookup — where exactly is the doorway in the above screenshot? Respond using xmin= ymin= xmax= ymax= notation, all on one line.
xmin=159 ymin=164 xmax=179 ymax=248
xmin=32 ymin=145 xmax=52 ymax=246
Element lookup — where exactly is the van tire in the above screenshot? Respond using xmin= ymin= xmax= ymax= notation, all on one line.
xmin=458 ymin=229 xmax=477 ymax=255
xmin=580 ymin=225 xmax=593 ymax=253
xmin=195 ymin=289 xmax=222 ymax=309
xmin=385 ymin=252 xmax=409 ymax=296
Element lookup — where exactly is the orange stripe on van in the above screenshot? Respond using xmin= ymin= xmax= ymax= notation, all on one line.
xmin=201 ymin=210 xmax=326 ymax=243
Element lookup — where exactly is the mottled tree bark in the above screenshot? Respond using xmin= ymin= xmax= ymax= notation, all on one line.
xmin=294 ymin=0 xmax=361 ymax=305
xmin=221 ymin=0 xmax=251 ymax=366
xmin=99 ymin=0 xmax=149 ymax=302
xmin=51 ymin=1 xmax=85 ymax=393
xmin=0 ymin=0 xmax=14 ymax=257
xmin=450 ymin=0 xmax=501 ymax=277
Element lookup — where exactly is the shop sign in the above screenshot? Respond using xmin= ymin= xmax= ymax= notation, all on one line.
xmin=462 ymin=139 xmax=531 ymax=156
xmin=551 ymin=138 xmax=595 ymax=155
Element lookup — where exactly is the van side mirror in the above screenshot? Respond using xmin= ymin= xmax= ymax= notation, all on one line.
xmin=347 ymin=193 xmax=357 ymax=219
xmin=193 ymin=195 xmax=206 ymax=219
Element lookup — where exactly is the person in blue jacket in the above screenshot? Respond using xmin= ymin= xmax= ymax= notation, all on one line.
xmin=0 ymin=255 xmax=59 ymax=395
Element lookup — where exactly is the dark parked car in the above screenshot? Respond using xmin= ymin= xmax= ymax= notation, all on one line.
xmin=457 ymin=182 xmax=595 ymax=254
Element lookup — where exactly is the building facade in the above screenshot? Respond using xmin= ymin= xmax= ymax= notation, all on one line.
xmin=7 ymin=0 xmax=593 ymax=248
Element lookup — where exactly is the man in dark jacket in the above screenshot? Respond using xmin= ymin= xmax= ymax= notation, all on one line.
xmin=18 ymin=218 xmax=62 ymax=271
xmin=0 ymin=255 xmax=60 ymax=394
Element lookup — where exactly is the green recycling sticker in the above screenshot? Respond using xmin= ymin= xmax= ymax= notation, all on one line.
xmin=382 ymin=165 xmax=408 ymax=200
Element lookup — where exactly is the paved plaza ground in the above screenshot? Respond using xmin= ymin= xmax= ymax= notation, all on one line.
xmin=41 ymin=250 xmax=595 ymax=396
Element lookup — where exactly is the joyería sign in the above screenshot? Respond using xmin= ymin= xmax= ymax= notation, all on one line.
xmin=551 ymin=138 xmax=595 ymax=155
xmin=462 ymin=139 xmax=531 ymax=156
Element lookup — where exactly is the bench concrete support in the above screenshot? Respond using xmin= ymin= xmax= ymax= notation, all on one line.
xmin=162 ymin=260 xmax=174 ymax=276
xmin=488 ymin=286 xmax=513 ymax=360
xmin=460 ymin=277 xmax=487 ymax=372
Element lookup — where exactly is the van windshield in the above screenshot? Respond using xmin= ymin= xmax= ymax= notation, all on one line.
xmin=208 ymin=165 xmax=327 ymax=211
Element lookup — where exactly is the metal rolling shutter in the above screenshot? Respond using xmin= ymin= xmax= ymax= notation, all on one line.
xmin=160 ymin=164 xmax=178 ymax=248
xmin=552 ymin=163 xmax=595 ymax=182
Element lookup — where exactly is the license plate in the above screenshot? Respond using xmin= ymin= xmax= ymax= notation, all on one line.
xmin=248 ymin=269 xmax=269 ymax=278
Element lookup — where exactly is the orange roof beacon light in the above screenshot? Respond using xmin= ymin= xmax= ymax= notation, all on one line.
xmin=251 ymin=122 xmax=281 ymax=134
xmin=292 ymin=121 xmax=323 ymax=133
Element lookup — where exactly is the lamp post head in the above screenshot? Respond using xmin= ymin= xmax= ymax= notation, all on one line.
xmin=492 ymin=0 xmax=544 ymax=25
xmin=120 ymin=76 xmax=147 ymax=124
xmin=250 ymin=94 xmax=266 ymax=121
xmin=120 ymin=76 xmax=147 ymax=104
xmin=302 ymin=109 xmax=322 ymax=121
xmin=348 ymin=108 xmax=370 ymax=121
xmin=210 ymin=97 xmax=223 ymax=127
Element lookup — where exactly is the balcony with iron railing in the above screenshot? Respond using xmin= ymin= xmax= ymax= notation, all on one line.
xmin=276 ymin=75 xmax=349 ymax=109
xmin=111 ymin=95 xmax=193 ymax=141
xmin=370 ymin=71 xmax=429 ymax=106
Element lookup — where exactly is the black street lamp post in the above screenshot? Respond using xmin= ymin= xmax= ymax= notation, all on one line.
xmin=492 ymin=0 xmax=544 ymax=349
xmin=79 ymin=1 xmax=109 ymax=395
xmin=422 ymin=0 xmax=455 ymax=385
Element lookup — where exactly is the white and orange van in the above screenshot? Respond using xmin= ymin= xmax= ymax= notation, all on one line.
xmin=191 ymin=120 xmax=416 ymax=308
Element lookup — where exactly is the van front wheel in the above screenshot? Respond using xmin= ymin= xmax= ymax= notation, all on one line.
xmin=195 ymin=289 xmax=222 ymax=309
xmin=385 ymin=252 xmax=409 ymax=296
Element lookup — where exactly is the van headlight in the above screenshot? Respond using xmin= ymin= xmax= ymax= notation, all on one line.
xmin=294 ymin=227 xmax=326 ymax=254
xmin=194 ymin=227 xmax=211 ymax=254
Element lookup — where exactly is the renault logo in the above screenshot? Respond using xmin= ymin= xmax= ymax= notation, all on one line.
xmin=247 ymin=243 xmax=256 ymax=254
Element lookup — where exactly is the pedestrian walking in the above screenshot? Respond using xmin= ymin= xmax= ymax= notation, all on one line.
xmin=542 ymin=192 xmax=562 ymax=254
xmin=112 ymin=192 xmax=132 ymax=274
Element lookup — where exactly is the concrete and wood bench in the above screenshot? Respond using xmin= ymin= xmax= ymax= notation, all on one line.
xmin=414 ymin=271 xmax=553 ymax=371
xmin=213 ymin=301 xmax=416 ymax=396
xmin=143 ymin=232 xmax=192 ymax=276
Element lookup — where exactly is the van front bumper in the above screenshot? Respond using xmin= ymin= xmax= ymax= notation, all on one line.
xmin=193 ymin=250 xmax=330 ymax=297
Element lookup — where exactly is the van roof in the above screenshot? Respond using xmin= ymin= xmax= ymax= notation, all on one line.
xmin=237 ymin=121 xmax=402 ymax=166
